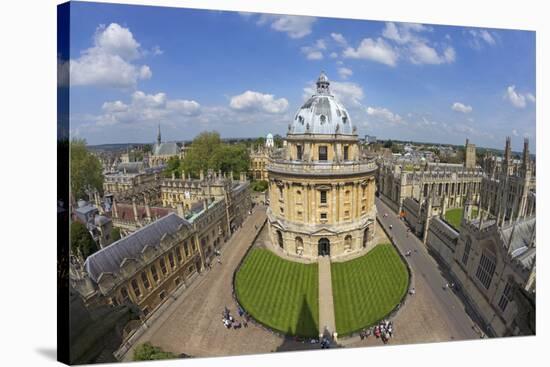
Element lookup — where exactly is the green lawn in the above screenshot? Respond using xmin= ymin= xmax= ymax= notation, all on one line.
xmin=235 ymin=248 xmax=319 ymax=337
xmin=331 ymin=244 xmax=409 ymax=336
xmin=445 ymin=206 xmax=479 ymax=230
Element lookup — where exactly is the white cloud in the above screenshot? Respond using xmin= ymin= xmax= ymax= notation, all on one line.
xmin=451 ymin=102 xmax=473 ymax=113
xmin=379 ymin=22 xmax=455 ymax=65
xmin=468 ymin=29 xmax=497 ymax=49
xmin=301 ymin=39 xmax=327 ymax=60
xmin=329 ymin=52 xmax=338 ymax=59
xmin=343 ymin=37 xmax=398 ymax=66
xmin=151 ymin=45 xmax=164 ymax=56
xmin=70 ymin=23 xmax=152 ymax=88
xmin=331 ymin=33 xmax=347 ymax=46
xmin=338 ymin=67 xmax=353 ymax=79
xmin=512 ymin=129 xmax=519 ymax=137
xmin=257 ymin=15 xmax=315 ymax=39
xmin=505 ymin=85 xmax=536 ymax=108
xmin=367 ymin=106 xmax=403 ymax=124
xmin=96 ymin=90 xmax=200 ymax=126
xmin=229 ymin=91 xmax=288 ymax=114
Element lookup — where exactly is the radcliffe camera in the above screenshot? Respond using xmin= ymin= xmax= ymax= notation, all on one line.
xmin=57 ymin=2 xmax=536 ymax=365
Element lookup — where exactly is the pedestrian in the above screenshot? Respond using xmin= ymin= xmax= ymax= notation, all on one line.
xmin=217 ymin=258 xmax=222 ymax=265
xmin=243 ymin=320 xmax=248 ymax=328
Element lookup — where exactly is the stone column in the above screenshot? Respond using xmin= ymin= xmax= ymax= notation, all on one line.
xmin=331 ymin=183 xmax=337 ymax=223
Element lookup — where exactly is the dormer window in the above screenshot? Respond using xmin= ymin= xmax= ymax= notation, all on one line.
xmin=320 ymin=115 xmax=326 ymax=124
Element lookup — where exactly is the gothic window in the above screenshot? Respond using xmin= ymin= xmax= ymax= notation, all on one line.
xmin=277 ymin=230 xmax=284 ymax=249
xmin=498 ymin=281 xmax=513 ymax=312
xmin=475 ymin=251 xmax=496 ymax=290
xmin=462 ymin=238 xmax=471 ymax=266
xmin=295 ymin=236 xmax=304 ymax=254
xmin=141 ymin=271 xmax=150 ymax=289
xmin=319 ymin=146 xmax=328 ymax=161
xmin=131 ymin=279 xmax=141 ymax=298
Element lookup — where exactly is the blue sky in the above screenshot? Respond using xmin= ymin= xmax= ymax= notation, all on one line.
xmin=66 ymin=1 xmax=536 ymax=151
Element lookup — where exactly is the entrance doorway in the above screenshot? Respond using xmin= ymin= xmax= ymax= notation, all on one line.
xmin=318 ymin=238 xmax=330 ymax=256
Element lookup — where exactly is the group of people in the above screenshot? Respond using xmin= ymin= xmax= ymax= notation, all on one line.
xmin=359 ymin=320 xmax=394 ymax=345
xmin=222 ymin=306 xmax=249 ymax=330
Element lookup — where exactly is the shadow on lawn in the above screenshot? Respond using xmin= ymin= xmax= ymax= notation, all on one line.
xmin=273 ymin=296 xmax=321 ymax=352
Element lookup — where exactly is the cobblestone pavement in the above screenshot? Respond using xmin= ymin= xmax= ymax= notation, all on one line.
xmin=339 ymin=198 xmax=482 ymax=349
xmin=122 ymin=205 xmax=320 ymax=361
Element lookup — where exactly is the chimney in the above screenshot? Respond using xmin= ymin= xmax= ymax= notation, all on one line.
xmin=112 ymin=197 xmax=118 ymax=218
xmin=132 ymin=197 xmax=139 ymax=222
xmin=176 ymin=202 xmax=184 ymax=217
xmin=144 ymin=195 xmax=151 ymax=220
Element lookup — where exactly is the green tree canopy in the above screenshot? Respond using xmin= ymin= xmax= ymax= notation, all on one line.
xmin=111 ymin=227 xmax=121 ymax=242
xmin=71 ymin=139 xmax=104 ymax=201
xmin=177 ymin=131 xmax=250 ymax=179
xmin=251 ymin=180 xmax=268 ymax=192
xmin=70 ymin=221 xmax=98 ymax=260
xmin=133 ymin=343 xmax=177 ymax=361
xmin=163 ymin=156 xmax=183 ymax=178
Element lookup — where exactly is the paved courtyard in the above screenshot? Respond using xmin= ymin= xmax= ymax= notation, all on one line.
xmin=121 ymin=205 xmax=317 ymax=361
xmin=121 ymin=200 xmax=483 ymax=361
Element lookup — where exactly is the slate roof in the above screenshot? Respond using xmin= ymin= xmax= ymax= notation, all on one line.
xmin=501 ymin=217 xmax=536 ymax=268
xmin=153 ymin=142 xmax=179 ymax=156
xmin=84 ymin=212 xmax=191 ymax=283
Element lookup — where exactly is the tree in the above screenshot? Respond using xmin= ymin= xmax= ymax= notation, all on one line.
xmin=133 ymin=343 xmax=177 ymax=361
xmin=251 ymin=180 xmax=268 ymax=192
xmin=180 ymin=131 xmax=250 ymax=179
xmin=273 ymin=134 xmax=284 ymax=148
xmin=70 ymin=221 xmax=98 ymax=260
xmin=163 ymin=156 xmax=182 ymax=178
xmin=111 ymin=227 xmax=121 ymax=242
xmin=71 ymin=139 xmax=104 ymax=201
xmin=254 ymin=136 xmax=266 ymax=148
xmin=142 ymin=144 xmax=152 ymax=153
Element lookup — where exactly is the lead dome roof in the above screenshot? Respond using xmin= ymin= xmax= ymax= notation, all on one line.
xmin=289 ymin=72 xmax=355 ymax=135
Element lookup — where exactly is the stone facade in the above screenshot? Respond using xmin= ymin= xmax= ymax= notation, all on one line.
xmin=266 ymin=73 xmax=377 ymax=261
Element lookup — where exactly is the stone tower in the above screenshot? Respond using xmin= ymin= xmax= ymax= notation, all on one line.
xmin=464 ymin=138 xmax=476 ymax=169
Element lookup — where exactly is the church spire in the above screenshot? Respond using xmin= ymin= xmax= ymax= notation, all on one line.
xmin=157 ymin=124 xmax=162 ymax=146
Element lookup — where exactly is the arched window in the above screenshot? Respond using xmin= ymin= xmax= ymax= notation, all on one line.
xmin=344 ymin=235 xmax=352 ymax=251
xmin=295 ymin=236 xmax=304 ymax=255
xmin=277 ymin=230 xmax=284 ymax=249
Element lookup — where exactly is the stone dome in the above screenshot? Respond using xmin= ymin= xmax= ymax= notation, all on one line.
xmin=266 ymin=133 xmax=273 ymax=139
xmin=289 ymin=72 xmax=354 ymax=135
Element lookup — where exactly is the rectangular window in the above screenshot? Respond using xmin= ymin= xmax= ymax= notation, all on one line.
xmin=475 ymin=252 xmax=496 ymax=290
xmin=159 ymin=291 xmax=166 ymax=301
xmin=141 ymin=271 xmax=150 ymax=289
xmin=176 ymin=246 xmax=183 ymax=263
xmin=320 ymin=213 xmax=327 ymax=220
xmin=168 ymin=253 xmax=175 ymax=269
xmin=320 ymin=191 xmax=327 ymax=204
xmin=184 ymin=241 xmax=190 ymax=257
xmin=175 ymin=277 xmax=181 ymax=286
xmin=131 ymin=279 xmax=141 ymax=298
xmin=462 ymin=240 xmax=471 ymax=266
xmin=498 ymin=282 xmax=513 ymax=312
xmin=297 ymin=145 xmax=303 ymax=160
xmin=142 ymin=307 xmax=149 ymax=317
xmin=120 ymin=286 xmax=130 ymax=303
xmin=151 ymin=265 xmax=159 ymax=282
xmin=319 ymin=146 xmax=328 ymax=161
xmin=343 ymin=146 xmax=349 ymax=160
xmin=160 ymin=258 xmax=167 ymax=275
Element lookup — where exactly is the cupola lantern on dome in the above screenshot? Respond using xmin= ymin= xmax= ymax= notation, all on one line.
xmin=290 ymin=72 xmax=354 ymax=135
xmin=316 ymin=71 xmax=330 ymax=95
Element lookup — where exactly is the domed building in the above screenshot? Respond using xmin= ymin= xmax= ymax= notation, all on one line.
xmin=267 ymin=72 xmax=378 ymax=260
